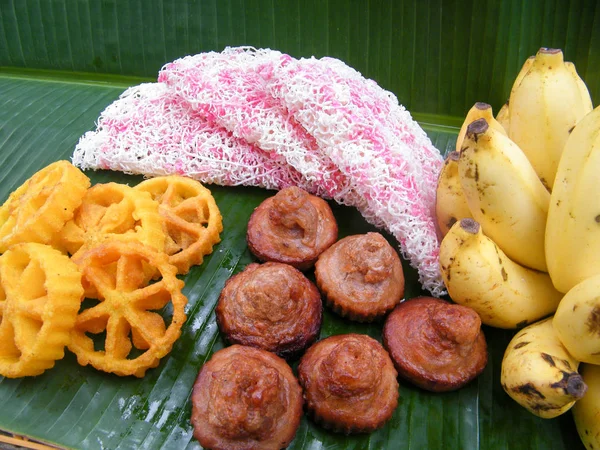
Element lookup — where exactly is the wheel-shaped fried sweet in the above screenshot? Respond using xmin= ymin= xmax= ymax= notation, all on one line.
xmin=68 ymin=240 xmax=187 ymax=377
xmin=56 ymin=182 xmax=165 ymax=259
xmin=0 ymin=243 xmax=84 ymax=378
xmin=0 ymin=160 xmax=90 ymax=253
xmin=135 ymin=176 xmax=223 ymax=274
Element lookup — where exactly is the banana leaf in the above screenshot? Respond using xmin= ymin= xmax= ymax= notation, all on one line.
xmin=0 ymin=72 xmax=585 ymax=450
xmin=1 ymin=0 xmax=597 ymax=448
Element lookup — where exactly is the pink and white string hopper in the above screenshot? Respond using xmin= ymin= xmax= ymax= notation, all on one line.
xmin=72 ymin=46 xmax=446 ymax=296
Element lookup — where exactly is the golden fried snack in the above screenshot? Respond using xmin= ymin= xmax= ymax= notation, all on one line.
xmin=298 ymin=334 xmax=399 ymax=434
xmin=56 ymin=182 xmax=165 ymax=258
xmin=0 ymin=243 xmax=83 ymax=378
xmin=191 ymin=345 xmax=303 ymax=450
xmin=68 ymin=240 xmax=187 ymax=377
xmin=383 ymin=297 xmax=488 ymax=392
xmin=0 ymin=160 xmax=90 ymax=253
xmin=315 ymin=232 xmax=404 ymax=322
xmin=247 ymin=186 xmax=338 ymax=270
xmin=134 ymin=176 xmax=223 ymax=274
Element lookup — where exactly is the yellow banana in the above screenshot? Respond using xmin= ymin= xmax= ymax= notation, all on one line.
xmin=460 ymin=118 xmax=550 ymax=271
xmin=496 ymin=102 xmax=510 ymax=133
xmin=552 ymin=274 xmax=600 ymax=364
xmin=439 ymin=218 xmax=563 ymax=329
xmin=565 ymin=61 xmax=594 ymax=112
xmin=435 ymin=151 xmax=473 ymax=236
xmin=510 ymin=55 xmax=535 ymax=98
xmin=495 ymin=56 xmax=535 ymax=136
xmin=455 ymin=102 xmax=507 ymax=153
xmin=573 ymin=363 xmax=600 ymax=450
xmin=501 ymin=317 xmax=588 ymax=419
xmin=546 ymin=106 xmax=600 ymax=293
xmin=508 ymin=48 xmax=593 ymax=190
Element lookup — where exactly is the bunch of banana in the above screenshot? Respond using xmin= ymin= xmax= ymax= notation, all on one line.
xmin=436 ymin=47 xmax=598 ymax=426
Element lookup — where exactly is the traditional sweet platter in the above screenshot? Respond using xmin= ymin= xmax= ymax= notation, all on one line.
xmin=0 ymin=25 xmax=596 ymax=450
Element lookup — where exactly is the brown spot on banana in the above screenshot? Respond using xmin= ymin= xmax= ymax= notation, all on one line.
xmin=516 ymin=320 xmax=529 ymax=328
xmin=513 ymin=383 xmax=546 ymax=399
xmin=541 ymin=353 xmax=556 ymax=367
xmin=501 ymin=267 xmax=508 ymax=281
xmin=595 ymin=214 xmax=600 ymax=223
xmin=586 ymin=305 xmax=600 ymax=336
xmin=513 ymin=341 xmax=530 ymax=349
xmin=446 ymin=217 xmax=457 ymax=230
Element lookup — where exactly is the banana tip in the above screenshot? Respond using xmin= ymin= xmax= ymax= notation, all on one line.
xmin=447 ymin=151 xmax=460 ymax=161
xmin=539 ymin=47 xmax=562 ymax=55
xmin=567 ymin=374 xmax=588 ymax=399
xmin=466 ymin=118 xmax=489 ymax=137
xmin=459 ymin=218 xmax=480 ymax=234
xmin=474 ymin=102 xmax=491 ymax=111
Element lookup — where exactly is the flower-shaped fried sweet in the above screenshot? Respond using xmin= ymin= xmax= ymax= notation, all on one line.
xmin=0 ymin=160 xmax=90 ymax=253
xmin=135 ymin=176 xmax=223 ymax=274
xmin=68 ymin=240 xmax=187 ymax=377
xmin=0 ymin=243 xmax=83 ymax=378
xmin=56 ymin=182 xmax=165 ymax=259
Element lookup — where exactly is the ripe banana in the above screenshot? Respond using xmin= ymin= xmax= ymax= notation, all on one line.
xmin=439 ymin=218 xmax=563 ymax=329
xmin=495 ymin=56 xmax=534 ymax=135
xmin=566 ymin=61 xmax=594 ymax=112
xmin=552 ymin=274 xmax=600 ymax=364
xmin=496 ymin=102 xmax=510 ymax=133
xmin=546 ymin=106 xmax=600 ymax=293
xmin=508 ymin=48 xmax=593 ymax=190
xmin=435 ymin=151 xmax=473 ymax=236
xmin=455 ymin=102 xmax=507 ymax=153
xmin=501 ymin=317 xmax=588 ymax=419
xmin=459 ymin=118 xmax=550 ymax=271
xmin=510 ymin=55 xmax=535 ymax=99
xmin=573 ymin=363 xmax=600 ymax=450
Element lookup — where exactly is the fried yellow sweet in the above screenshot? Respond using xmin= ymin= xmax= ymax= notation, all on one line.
xmin=56 ymin=182 xmax=165 ymax=259
xmin=0 ymin=160 xmax=90 ymax=253
xmin=0 ymin=243 xmax=84 ymax=378
xmin=68 ymin=240 xmax=187 ymax=377
xmin=135 ymin=176 xmax=223 ymax=274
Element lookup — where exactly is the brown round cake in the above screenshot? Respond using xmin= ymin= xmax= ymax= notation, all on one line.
xmin=314 ymin=232 xmax=404 ymax=322
xmin=298 ymin=333 xmax=399 ymax=434
xmin=191 ymin=345 xmax=303 ymax=450
xmin=383 ymin=296 xmax=488 ymax=392
xmin=216 ymin=262 xmax=322 ymax=359
xmin=246 ymin=186 xmax=338 ymax=270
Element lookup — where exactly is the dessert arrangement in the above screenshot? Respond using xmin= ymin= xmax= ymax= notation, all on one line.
xmin=1 ymin=44 xmax=599 ymax=450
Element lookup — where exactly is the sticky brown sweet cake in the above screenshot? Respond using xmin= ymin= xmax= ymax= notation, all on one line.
xmin=383 ymin=296 xmax=488 ymax=392
xmin=216 ymin=262 xmax=322 ymax=359
xmin=191 ymin=345 xmax=303 ymax=450
xmin=314 ymin=232 xmax=404 ymax=322
xmin=298 ymin=333 xmax=399 ymax=434
xmin=246 ymin=186 xmax=338 ymax=270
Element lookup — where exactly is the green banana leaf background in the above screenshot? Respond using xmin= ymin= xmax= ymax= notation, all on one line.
xmin=0 ymin=1 xmax=598 ymax=448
